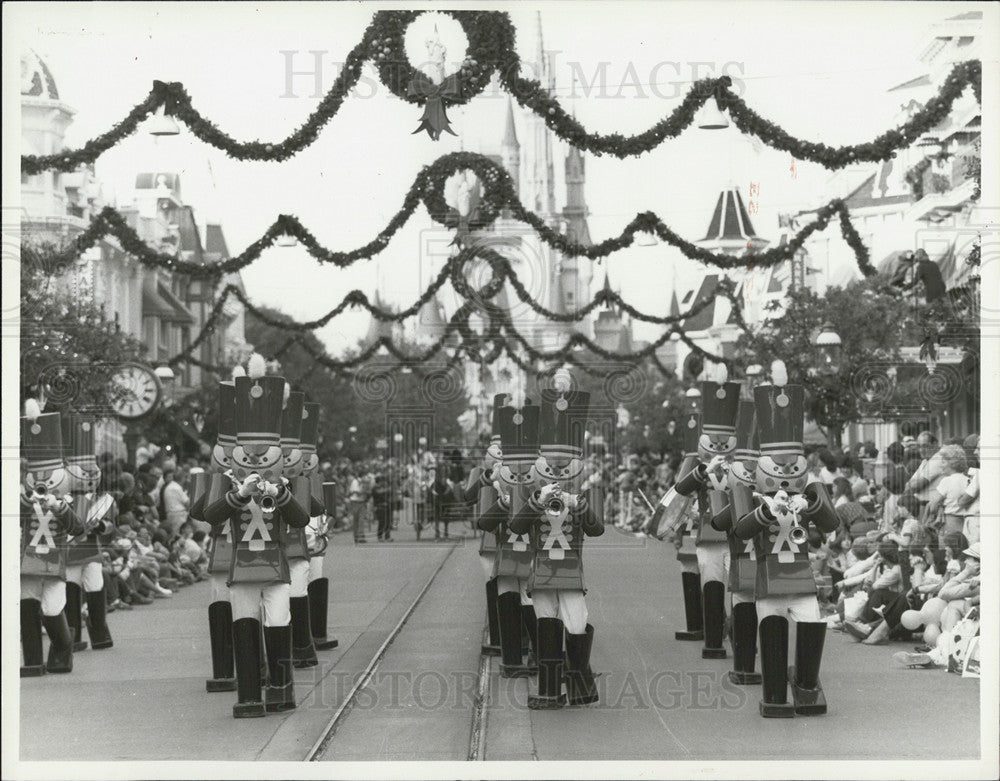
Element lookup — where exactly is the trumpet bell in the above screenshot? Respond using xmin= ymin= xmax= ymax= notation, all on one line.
xmin=259 ymin=495 xmax=277 ymax=512
xmin=788 ymin=524 xmax=809 ymax=545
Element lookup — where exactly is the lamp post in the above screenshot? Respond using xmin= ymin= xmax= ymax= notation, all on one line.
xmin=685 ymin=386 xmax=702 ymax=414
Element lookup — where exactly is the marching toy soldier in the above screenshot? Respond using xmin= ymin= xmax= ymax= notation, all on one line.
xmin=204 ymin=355 xmax=310 ymax=718
xmin=477 ymin=394 xmax=539 ymax=679
xmin=710 ymin=398 xmax=762 ymax=685
xmin=509 ymin=386 xmax=604 ymax=709
xmin=734 ymin=361 xmax=839 ymax=717
xmin=62 ymin=414 xmax=115 ymax=652
xmin=20 ymin=400 xmax=86 ymax=676
xmin=281 ymin=391 xmax=325 ymax=668
xmin=675 ymin=366 xmax=741 ymax=660
xmin=464 ymin=407 xmax=503 ymax=656
xmin=649 ymin=412 xmax=704 ymax=641
xmin=302 ymin=402 xmax=339 ymax=652
xmin=190 ymin=375 xmax=240 ymax=693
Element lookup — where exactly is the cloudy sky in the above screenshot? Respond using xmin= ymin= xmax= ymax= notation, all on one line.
xmin=12 ymin=1 xmax=978 ymax=353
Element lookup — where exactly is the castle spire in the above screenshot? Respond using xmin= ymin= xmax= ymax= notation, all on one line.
xmin=501 ymin=97 xmax=520 ymax=198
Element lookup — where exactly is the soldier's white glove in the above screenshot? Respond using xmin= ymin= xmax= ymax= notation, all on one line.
xmin=44 ymin=494 xmax=62 ymax=511
xmin=537 ymin=483 xmax=561 ymax=504
xmin=262 ymin=481 xmax=279 ymax=498
xmin=788 ymin=494 xmax=810 ymax=516
xmin=237 ymin=474 xmax=262 ymax=498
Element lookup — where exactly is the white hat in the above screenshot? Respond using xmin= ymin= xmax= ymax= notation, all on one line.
xmin=962 ymin=542 xmax=980 ymax=560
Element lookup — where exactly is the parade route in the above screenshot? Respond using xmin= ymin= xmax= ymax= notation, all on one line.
xmin=22 ymin=525 xmax=980 ymax=763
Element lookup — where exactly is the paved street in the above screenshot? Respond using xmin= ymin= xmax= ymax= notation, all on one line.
xmin=22 ymin=522 xmax=980 ymax=763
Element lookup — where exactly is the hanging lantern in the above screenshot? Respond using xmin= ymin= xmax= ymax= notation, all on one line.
xmin=814 ymin=322 xmax=842 ymax=372
xmin=685 ymin=386 xmax=702 ymax=413
xmin=148 ymin=105 xmax=180 ymax=136
xmin=745 ymin=363 xmax=763 ymax=384
xmin=698 ymin=97 xmax=729 ymax=130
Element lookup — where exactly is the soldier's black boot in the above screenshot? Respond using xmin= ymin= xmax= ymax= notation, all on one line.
xmin=521 ymin=603 xmax=539 ymax=673
xmin=206 ymin=601 xmax=237 ymax=692
xmin=42 ymin=611 xmax=75 ymax=674
xmin=528 ymin=618 xmax=566 ymax=710
xmin=264 ymin=624 xmax=296 ymax=712
xmin=483 ymin=578 xmax=501 ymax=655
xmin=232 ymin=618 xmax=266 ymax=718
xmin=308 ymin=578 xmax=339 ymax=650
xmin=498 ymin=592 xmax=530 ymax=678
xmin=290 ymin=596 xmax=319 ymax=668
xmin=85 ymin=588 xmax=114 ymax=650
xmin=758 ymin=615 xmax=794 ymax=718
xmin=728 ymin=601 xmax=761 ymax=685
xmin=676 ymin=571 xmax=704 ymax=641
xmin=789 ymin=621 xmax=828 ymax=715
xmin=701 ymin=581 xmax=728 ymax=659
xmin=565 ymin=624 xmax=599 ymax=706
xmin=66 ymin=582 xmax=88 ymax=652
xmin=20 ymin=599 xmax=45 ymax=677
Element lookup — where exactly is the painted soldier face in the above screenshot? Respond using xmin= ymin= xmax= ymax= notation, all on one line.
xmin=66 ymin=459 xmax=101 ymax=493
xmin=302 ymin=452 xmax=319 ymax=476
xmin=211 ymin=443 xmax=232 ymax=472
xmin=729 ymin=457 xmax=757 ymax=488
xmin=231 ymin=444 xmax=283 ymax=482
xmin=530 ymin=454 xmax=584 ymax=490
xmin=756 ymin=453 xmax=808 ymax=493
xmin=697 ymin=433 xmax=737 ymax=462
xmin=282 ymin=445 xmax=304 ymax=478
xmin=497 ymin=456 xmax=535 ymax=488
xmin=485 ymin=441 xmax=502 ymax=468
xmin=24 ymin=465 xmax=70 ymax=495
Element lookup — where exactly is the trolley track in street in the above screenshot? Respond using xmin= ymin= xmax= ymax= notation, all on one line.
xmin=305 ymin=541 xmax=459 ymax=761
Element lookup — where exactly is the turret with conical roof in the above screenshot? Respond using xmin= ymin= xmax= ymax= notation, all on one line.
xmin=501 ymin=98 xmax=520 ymax=199
xmin=365 ymin=289 xmax=398 ymax=347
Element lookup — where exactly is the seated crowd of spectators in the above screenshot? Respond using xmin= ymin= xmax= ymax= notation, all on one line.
xmin=610 ymin=430 xmax=982 ymax=673
xmin=91 ymin=450 xmax=210 ymax=613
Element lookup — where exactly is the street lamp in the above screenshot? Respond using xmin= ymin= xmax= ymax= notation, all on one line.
xmin=814 ymin=323 xmax=842 ymax=372
xmin=148 ymin=105 xmax=180 ymax=136
xmin=745 ymin=363 xmax=763 ymax=384
xmin=698 ymin=97 xmax=730 ymax=130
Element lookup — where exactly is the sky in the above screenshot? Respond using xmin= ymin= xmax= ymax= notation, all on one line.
xmin=12 ymin=1 xmax=980 ymax=354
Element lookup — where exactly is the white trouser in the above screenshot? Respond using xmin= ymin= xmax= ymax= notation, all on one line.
xmin=308 ymin=555 xmax=324 ymax=582
xmin=289 ymin=558 xmax=310 ymax=598
xmin=756 ymin=594 xmax=821 ymax=622
xmin=64 ymin=562 xmax=104 ymax=592
xmin=210 ymin=573 xmax=230 ymax=604
xmin=732 ymin=590 xmax=755 ymax=606
xmin=230 ymin=582 xmax=291 ymax=626
xmin=21 ymin=577 xmax=67 ymax=616
xmin=496 ymin=575 xmax=532 ymax=605
xmin=680 ymin=558 xmax=699 ymax=574
xmin=696 ymin=542 xmax=728 ymax=585
xmin=479 ymin=552 xmax=496 ymax=581
xmin=531 ymin=588 xmax=588 ymax=635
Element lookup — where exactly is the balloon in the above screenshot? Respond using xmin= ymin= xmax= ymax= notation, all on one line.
xmin=923 ymin=624 xmax=941 ymax=646
xmin=919 ymin=597 xmax=947 ymax=623
xmin=900 ymin=610 xmax=923 ymax=631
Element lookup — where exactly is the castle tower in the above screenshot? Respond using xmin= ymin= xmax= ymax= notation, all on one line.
xmin=500 ymin=98 xmax=520 ymax=199
xmin=592 ymin=271 xmax=632 ymax=353
xmin=524 ymin=12 xmax=557 ymax=218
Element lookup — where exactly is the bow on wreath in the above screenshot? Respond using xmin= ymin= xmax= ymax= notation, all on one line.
xmin=152 ymin=80 xmax=184 ymax=117
xmin=408 ymin=72 xmax=461 ymax=140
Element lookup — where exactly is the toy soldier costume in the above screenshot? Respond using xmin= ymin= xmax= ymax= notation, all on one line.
xmin=464 ymin=406 xmax=503 ymax=655
xmin=190 ymin=376 xmax=240 ymax=693
xmin=710 ymin=398 xmax=762 ymax=685
xmin=733 ymin=361 xmax=839 ymax=717
xmin=509 ymin=386 xmax=604 ymax=710
xmin=203 ymin=355 xmax=310 ymax=718
xmin=302 ymin=402 xmax=339 ymax=652
xmin=674 ymin=368 xmax=741 ymax=660
xmin=20 ymin=400 xmax=86 ymax=676
xmin=61 ymin=414 xmax=115 ymax=652
xmin=477 ymin=394 xmax=539 ymax=679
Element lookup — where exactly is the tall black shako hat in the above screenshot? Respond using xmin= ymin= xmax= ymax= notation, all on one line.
xmin=539 ymin=388 xmax=589 ymax=460
xmin=699 ymin=364 xmax=741 ymax=439
xmin=234 ymin=354 xmax=285 ymax=449
xmin=280 ymin=390 xmax=305 ymax=451
xmin=753 ymin=360 xmax=804 ymax=459
xmin=493 ymin=392 xmax=538 ymax=457
xmin=734 ymin=399 xmax=759 ymax=460
xmin=22 ymin=399 xmax=64 ymax=472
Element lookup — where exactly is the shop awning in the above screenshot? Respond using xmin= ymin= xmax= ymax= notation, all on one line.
xmin=142 ymin=277 xmax=194 ymax=324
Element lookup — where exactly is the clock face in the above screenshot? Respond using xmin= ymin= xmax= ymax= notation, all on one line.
xmin=108 ymin=363 xmax=162 ymax=419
